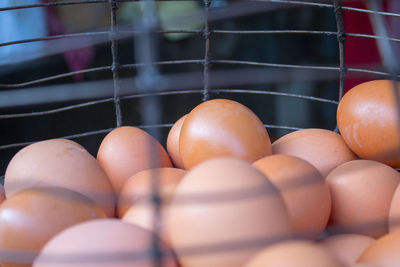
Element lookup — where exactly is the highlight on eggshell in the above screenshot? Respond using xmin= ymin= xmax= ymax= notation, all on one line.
xmin=33 ymin=219 xmax=179 ymax=267
xmin=4 ymin=139 xmax=115 ymax=217
xmin=389 ymin=184 xmax=400 ymax=233
xmin=337 ymin=80 xmax=400 ymax=168
xmin=253 ymin=154 xmax=331 ymax=240
xmin=167 ymin=115 xmax=187 ymax=169
xmin=0 ymin=187 xmax=107 ymax=267
xmin=326 ymin=160 xmax=400 ymax=238
xmin=97 ymin=126 xmax=172 ymax=195
xmin=272 ymin=128 xmax=357 ymax=178
xmin=318 ymin=234 xmax=375 ymax=266
xmin=243 ymin=240 xmax=343 ymax=267
xmin=165 ymin=157 xmax=291 ymax=267
xmin=118 ymin=167 xmax=186 ymax=217
xmin=357 ymin=230 xmax=400 ymax=266
xmin=179 ymin=99 xmax=272 ymax=170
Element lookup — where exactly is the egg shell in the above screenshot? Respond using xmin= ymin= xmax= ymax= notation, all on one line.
xmin=97 ymin=126 xmax=172 ymax=194
xmin=167 ymin=115 xmax=187 ymax=169
xmin=243 ymin=241 xmax=343 ymax=267
xmin=0 ymin=185 xmax=4 ymax=204
xmin=0 ymin=187 xmax=106 ymax=267
xmin=389 ymin=184 xmax=400 ymax=232
xmin=166 ymin=157 xmax=291 ymax=267
xmin=272 ymin=128 xmax=357 ymax=177
xmin=319 ymin=234 xmax=375 ymax=265
xmin=118 ymin=167 xmax=186 ymax=217
xmin=4 ymin=139 xmax=115 ymax=217
xmin=326 ymin=160 xmax=400 ymax=238
xmin=337 ymin=80 xmax=400 ymax=168
xmin=253 ymin=154 xmax=331 ymax=240
xmin=357 ymin=230 xmax=400 ymax=267
xmin=33 ymin=219 xmax=179 ymax=267
xmin=179 ymin=99 xmax=272 ymax=170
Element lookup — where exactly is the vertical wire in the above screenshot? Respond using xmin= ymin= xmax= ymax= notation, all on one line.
xmin=203 ymin=0 xmax=211 ymax=102
xmin=368 ymin=0 xmax=400 ymax=164
xmin=135 ymin=1 xmax=163 ymax=267
xmin=333 ymin=0 xmax=346 ymax=133
xmin=109 ymin=0 xmax=123 ymax=127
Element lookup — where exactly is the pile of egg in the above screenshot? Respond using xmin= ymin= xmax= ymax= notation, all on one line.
xmin=1 ymin=79 xmax=400 ymax=267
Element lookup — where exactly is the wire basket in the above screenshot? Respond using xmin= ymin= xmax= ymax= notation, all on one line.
xmin=0 ymin=0 xmax=400 ymax=266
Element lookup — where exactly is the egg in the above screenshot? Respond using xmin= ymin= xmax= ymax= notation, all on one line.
xmin=4 ymin=139 xmax=115 ymax=217
xmin=179 ymin=99 xmax=272 ymax=170
xmin=33 ymin=219 xmax=179 ymax=267
xmin=165 ymin=157 xmax=291 ymax=267
xmin=0 ymin=185 xmax=4 ymax=204
xmin=118 ymin=167 xmax=186 ymax=217
xmin=243 ymin=241 xmax=343 ymax=267
xmin=97 ymin=126 xmax=172 ymax=194
xmin=272 ymin=128 xmax=357 ymax=177
xmin=357 ymin=230 xmax=400 ymax=267
xmin=337 ymin=80 xmax=400 ymax=168
xmin=167 ymin=115 xmax=187 ymax=169
xmin=253 ymin=154 xmax=331 ymax=240
xmin=0 ymin=187 xmax=106 ymax=267
xmin=319 ymin=234 xmax=375 ymax=265
xmin=389 ymin=184 xmax=400 ymax=233
xmin=326 ymin=160 xmax=400 ymax=238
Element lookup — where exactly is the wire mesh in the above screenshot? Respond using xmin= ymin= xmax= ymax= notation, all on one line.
xmin=0 ymin=0 xmax=400 ymax=266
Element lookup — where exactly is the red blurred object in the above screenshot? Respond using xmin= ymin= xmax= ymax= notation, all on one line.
xmin=344 ymin=0 xmax=400 ymax=92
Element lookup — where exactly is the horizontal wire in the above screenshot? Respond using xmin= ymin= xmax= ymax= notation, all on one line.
xmin=0 ymin=88 xmax=337 ymax=119
xmin=0 ymin=66 xmax=111 ymax=89
xmin=1 ymin=59 xmax=397 ymax=89
xmin=343 ymin=5 xmax=400 ymax=18
xmin=0 ymin=123 xmax=300 ymax=151
xmin=0 ymin=0 xmax=106 ymax=11
xmin=3 ymin=29 xmax=400 ymax=50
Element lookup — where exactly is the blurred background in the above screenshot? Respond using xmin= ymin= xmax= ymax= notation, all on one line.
xmin=0 ymin=0 xmax=398 ymax=174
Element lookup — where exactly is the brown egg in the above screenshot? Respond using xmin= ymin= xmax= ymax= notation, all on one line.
xmin=357 ymin=230 xmax=400 ymax=267
xmin=272 ymin=128 xmax=357 ymax=177
xmin=179 ymin=99 xmax=272 ymax=170
xmin=319 ymin=234 xmax=375 ymax=265
xmin=33 ymin=219 xmax=179 ymax=267
xmin=0 ymin=185 xmax=4 ymax=204
xmin=118 ymin=168 xmax=186 ymax=217
xmin=243 ymin=241 xmax=343 ymax=267
xmin=0 ymin=187 xmax=106 ymax=267
xmin=167 ymin=115 xmax=187 ymax=169
xmin=253 ymin=155 xmax=331 ymax=240
xmin=4 ymin=139 xmax=115 ymax=217
xmin=326 ymin=160 xmax=400 ymax=238
xmin=337 ymin=80 xmax=400 ymax=168
xmin=97 ymin=126 xmax=172 ymax=194
xmin=166 ymin=157 xmax=291 ymax=267
xmin=389 ymin=184 xmax=400 ymax=232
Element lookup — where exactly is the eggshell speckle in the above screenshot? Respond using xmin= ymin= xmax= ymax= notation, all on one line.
xmin=253 ymin=155 xmax=331 ymax=240
xmin=337 ymin=80 xmax=400 ymax=168
xmin=357 ymin=230 xmax=400 ymax=267
xmin=243 ymin=241 xmax=343 ymax=267
xmin=326 ymin=160 xmax=400 ymax=238
xmin=0 ymin=187 xmax=106 ymax=267
xmin=179 ymin=99 xmax=272 ymax=170
xmin=166 ymin=157 xmax=291 ymax=267
xmin=272 ymin=128 xmax=357 ymax=177
xmin=167 ymin=115 xmax=187 ymax=169
xmin=33 ymin=219 xmax=179 ymax=267
xmin=389 ymin=184 xmax=400 ymax=233
xmin=97 ymin=126 xmax=172 ymax=194
xmin=118 ymin=167 xmax=186 ymax=217
xmin=4 ymin=139 xmax=115 ymax=217
xmin=319 ymin=234 xmax=375 ymax=265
